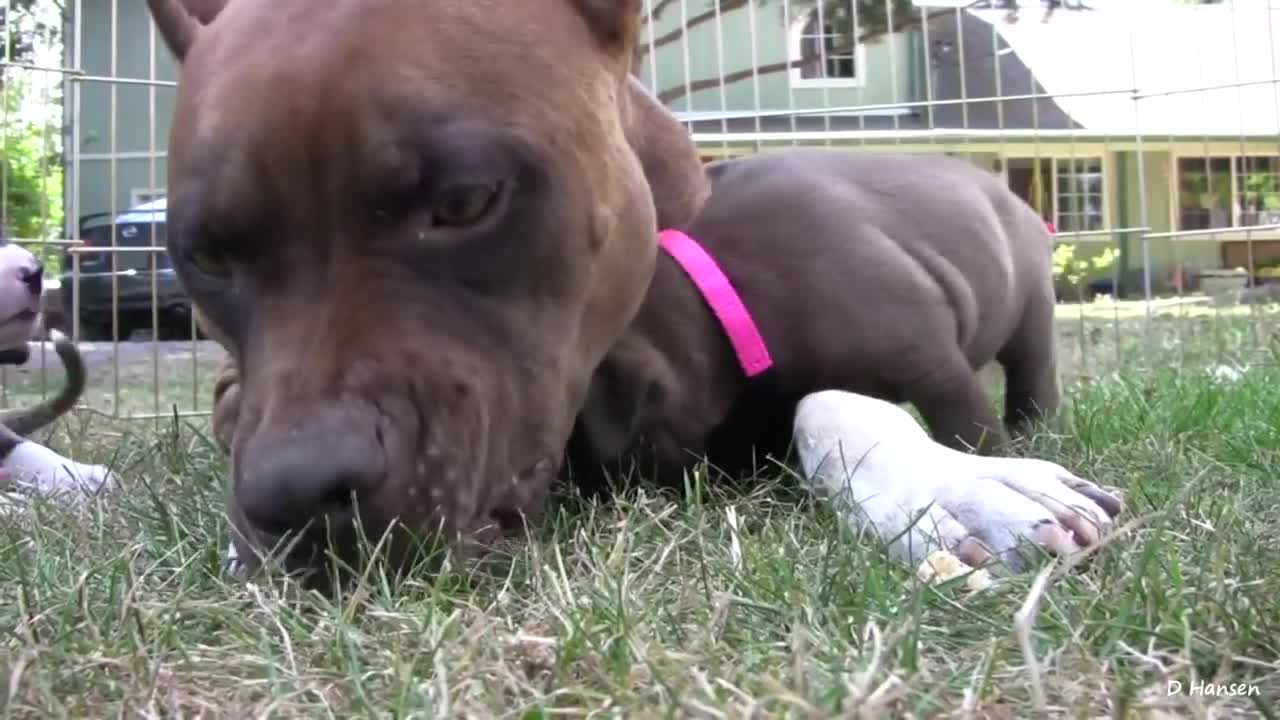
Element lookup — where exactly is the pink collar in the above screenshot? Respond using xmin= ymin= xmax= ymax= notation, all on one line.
xmin=657 ymin=229 xmax=774 ymax=378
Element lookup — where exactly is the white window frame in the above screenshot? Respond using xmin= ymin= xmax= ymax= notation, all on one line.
xmin=1053 ymin=156 xmax=1107 ymax=233
xmin=130 ymin=187 xmax=166 ymax=207
xmin=995 ymin=154 xmax=1110 ymax=234
xmin=787 ymin=7 xmax=866 ymax=89
xmin=1172 ymin=152 xmax=1280 ymax=231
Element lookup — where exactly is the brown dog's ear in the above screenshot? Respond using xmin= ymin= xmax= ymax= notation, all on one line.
xmin=568 ymin=0 xmax=644 ymax=57
xmin=146 ymin=0 xmax=228 ymax=61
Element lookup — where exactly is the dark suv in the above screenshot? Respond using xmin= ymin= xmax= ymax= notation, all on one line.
xmin=60 ymin=198 xmax=196 ymax=340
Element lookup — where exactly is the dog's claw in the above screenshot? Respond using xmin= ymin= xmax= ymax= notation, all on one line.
xmin=953 ymin=535 xmax=996 ymax=568
xmin=222 ymin=540 xmax=247 ymax=580
xmin=1031 ymin=520 xmax=1082 ymax=556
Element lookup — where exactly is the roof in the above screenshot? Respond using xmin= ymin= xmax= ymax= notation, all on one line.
xmin=929 ymin=3 xmax=1280 ymax=136
xmin=675 ymin=3 xmax=1280 ymax=140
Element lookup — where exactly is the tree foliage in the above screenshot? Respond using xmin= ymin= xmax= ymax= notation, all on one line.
xmin=3 ymin=75 xmax=63 ymax=243
xmin=2 ymin=0 xmax=59 ymax=66
xmin=3 ymin=0 xmax=67 ymax=255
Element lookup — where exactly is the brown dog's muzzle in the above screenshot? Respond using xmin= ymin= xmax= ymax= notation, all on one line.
xmin=235 ymin=405 xmax=386 ymax=539
xmin=217 ymin=289 xmax=582 ymax=579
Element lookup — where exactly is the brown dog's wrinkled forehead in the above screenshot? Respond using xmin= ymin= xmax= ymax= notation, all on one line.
xmin=170 ymin=1 xmax=629 ymax=128
xmin=155 ymin=0 xmax=641 ymax=173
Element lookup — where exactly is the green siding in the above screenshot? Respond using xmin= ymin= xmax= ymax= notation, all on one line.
xmin=1112 ymin=150 xmax=1219 ymax=293
xmin=77 ymin=158 xmax=168 ymax=224
xmin=76 ymin=0 xmax=177 ymax=205
xmin=639 ymin=4 xmax=915 ymax=112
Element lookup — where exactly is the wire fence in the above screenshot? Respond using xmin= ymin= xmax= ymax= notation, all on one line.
xmin=1 ymin=0 xmax=1278 ymax=423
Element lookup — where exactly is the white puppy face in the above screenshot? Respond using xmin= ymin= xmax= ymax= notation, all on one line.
xmin=0 ymin=241 xmax=44 ymax=357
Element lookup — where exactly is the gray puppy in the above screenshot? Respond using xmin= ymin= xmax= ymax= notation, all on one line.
xmin=574 ymin=149 xmax=1068 ymax=481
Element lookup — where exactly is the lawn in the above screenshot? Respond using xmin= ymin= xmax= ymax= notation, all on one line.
xmin=1 ymin=298 xmax=1278 ymax=717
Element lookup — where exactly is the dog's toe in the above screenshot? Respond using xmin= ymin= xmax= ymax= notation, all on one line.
xmin=1063 ymin=476 xmax=1124 ymax=519
xmin=936 ymin=474 xmax=1084 ymax=572
xmin=953 ymin=535 xmax=997 ymax=568
xmin=1030 ymin=518 xmax=1083 ymax=557
xmin=971 ymin=457 xmax=1119 ymax=547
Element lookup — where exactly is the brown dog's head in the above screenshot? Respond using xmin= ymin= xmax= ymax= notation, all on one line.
xmin=149 ymin=0 xmax=657 ymax=579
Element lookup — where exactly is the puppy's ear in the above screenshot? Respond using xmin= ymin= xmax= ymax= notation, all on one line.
xmin=569 ymin=0 xmax=644 ymax=58
xmin=146 ymin=0 xmax=228 ymax=61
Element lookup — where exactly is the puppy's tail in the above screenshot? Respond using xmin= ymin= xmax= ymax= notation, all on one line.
xmin=0 ymin=329 xmax=87 ymax=437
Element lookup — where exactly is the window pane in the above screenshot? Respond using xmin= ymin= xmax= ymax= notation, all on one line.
xmin=1241 ymin=156 xmax=1279 ymax=175
xmin=1068 ymin=158 xmax=1101 ymax=176
xmin=1075 ymin=175 xmax=1102 ymax=194
xmin=798 ymin=8 xmax=857 ymax=80
xmin=1054 ymin=157 xmax=1105 ymax=230
xmin=826 ymin=56 xmax=856 ymax=78
xmin=1177 ymin=156 xmax=1233 ymax=230
xmin=1236 ymin=156 xmax=1280 ymax=226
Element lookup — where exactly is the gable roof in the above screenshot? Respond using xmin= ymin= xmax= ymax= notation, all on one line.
xmin=930 ymin=3 xmax=1280 ymax=136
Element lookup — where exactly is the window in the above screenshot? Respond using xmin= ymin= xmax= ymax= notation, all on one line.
xmin=789 ymin=4 xmax=863 ymax=87
xmin=1001 ymin=156 xmax=1106 ymax=232
xmin=1055 ymin=158 xmax=1105 ymax=232
xmin=130 ymin=188 xmax=166 ymax=207
xmin=1177 ymin=155 xmax=1280 ymax=230
xmin=1237 ymin=157 xmax=1280 ymax=226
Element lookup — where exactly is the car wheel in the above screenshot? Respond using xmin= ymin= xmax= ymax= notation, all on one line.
xmin=162 ymin=307 xmax=206 ymax=341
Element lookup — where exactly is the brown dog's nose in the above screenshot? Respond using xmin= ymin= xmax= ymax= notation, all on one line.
xmin=236 ymin=413 xmax=385 ymax=537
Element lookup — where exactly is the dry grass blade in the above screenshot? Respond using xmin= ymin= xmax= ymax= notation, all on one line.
xmin=1 ymin=310 xmax=1279 ymax=715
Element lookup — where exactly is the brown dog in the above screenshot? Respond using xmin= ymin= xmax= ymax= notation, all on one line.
xmin=152 ymin=0 xmax=1120 ymax=581
xmin=146 ymin=0 xmax=705 ymax=579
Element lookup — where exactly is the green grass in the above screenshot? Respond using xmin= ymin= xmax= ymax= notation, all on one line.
xmin=0 ymin=339 xmax=225 ymax=421
xmin=2 ymin=301 xmax=1279 ymax=717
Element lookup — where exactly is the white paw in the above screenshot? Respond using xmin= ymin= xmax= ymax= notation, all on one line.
xmin=793 ymin=390 xmax=1124 ymax=575
xmin=3 ymin=441 xmax=117 ymax=502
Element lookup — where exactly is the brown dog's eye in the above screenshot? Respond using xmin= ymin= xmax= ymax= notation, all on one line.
xmin=430 ymin=182 xmax=501 ymax=228
xmin=190 ymin=249 xmax=231 ymax=277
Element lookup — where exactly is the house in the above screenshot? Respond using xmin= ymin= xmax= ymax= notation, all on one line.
xmin=63 ymin=0 xmax=179 ymax=233
xmin=67 ymin=1 xmax=1280 ymax=296
xmin=643 ymin=0 xmax=1280 ymax=296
